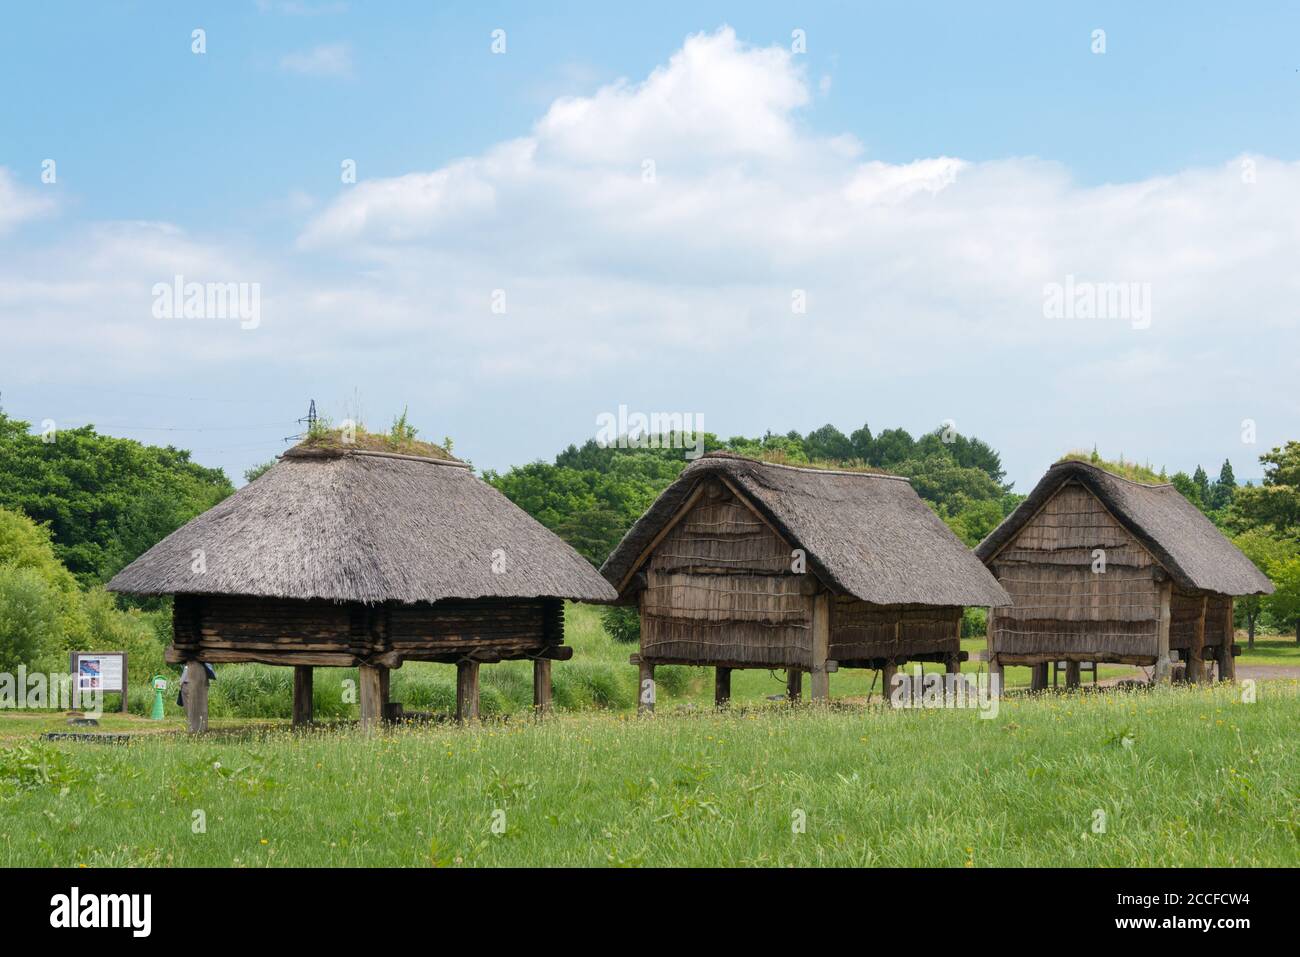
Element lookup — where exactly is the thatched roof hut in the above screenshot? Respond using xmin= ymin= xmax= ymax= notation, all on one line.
xmin=109 ymin=442 xmax=616 ymax=729
xmin=601 ymin=452 xmax=1009 ymax=706
xmin=975 ymin=460 xmax=1272 ymax=686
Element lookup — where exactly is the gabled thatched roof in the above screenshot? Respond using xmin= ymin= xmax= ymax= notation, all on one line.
xmin=600 ymin=452 xmax=1011 ymax=607
xmin=976 ymin=460 xmax=1274 ymax=596
xmin=107 ymin=446 xmax=617 ymax=604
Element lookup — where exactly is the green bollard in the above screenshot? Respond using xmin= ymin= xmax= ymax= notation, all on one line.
xmin=150 ymin=675 xmax=168 ymax=720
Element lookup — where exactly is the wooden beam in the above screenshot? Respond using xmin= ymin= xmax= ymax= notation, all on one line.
xmin=637 ymin=659 xmax=655 ymax=715
xmin=1154 ymin=579 xmax=1173 ymax=683
xmin=292 ymin=666 xmax=313 ymax=726
xmin=809 ymin=592 xmax=831 ymax=702
xmin=786 ymin=668 xmax=802 ymax=703
xmin=184 ymin=663 xmax=209 ymax=734
xmin=358 ymin=664 xmax=383 ymax=731
xmin=532 ymin=658 xmax=552 ymax=713
xmin=714 ymin=667 xmax=731 ymax=708
xmin=1188 ymin=594 xmax=1207 ymax=684
xmin=455 ymin=660 xmax=480 ymax=723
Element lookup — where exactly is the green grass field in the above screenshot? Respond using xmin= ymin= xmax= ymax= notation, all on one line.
xmin=2 ymin=679 xmax=1298 ymax=867
xmin=2 ymin=604 xmax=1297 ymax=867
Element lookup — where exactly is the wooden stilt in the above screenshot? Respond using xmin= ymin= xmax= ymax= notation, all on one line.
xmin=358 ymin=664 xmax=383 ymax=731
xmin=455 ymin=660 xmax=480 ymax=723
xmin=881 ymin=660 xmax=898 ymax=704
xmin=1030 ymin=662 xmax=1049 ymax=691
xmin=184 ymin=662 xmax=209 ymax=733
xmin=1154 ymin=579 xmax=1173 ymax=684
xmin=786 ymin=668 xmax=802 ymax=703
xmin=1065 ymin=659 xmax=1081 ymax=689
xmin=714 ymin=667 xmax=731 ymax=708
xmin=809 ymin=592 xmax=831 ymax=702
xmin=292 ymin=666 xmax=313 ymax=726
xmin=637 ymin=659 xmax=655 ymax=715
xmin=1188 ymin=594 xmax=1207 ymax=684
xmin=945 ymin=653 xmax=961 ymax=675
xmin=987 ymin=655 xmax=1004 ymax=699
xmin=1219 ymin=599 xmax=1237 ymax=682
xmin=532 ymin=658 xmax=552 ymax=713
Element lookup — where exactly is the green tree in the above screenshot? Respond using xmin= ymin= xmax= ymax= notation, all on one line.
xmin=803 ymin=424 xmax=854 ymax=462
xmin=0 ymin=412 xmax=234 ymax=584
xmin=1211 ymin=459 xmax=1237 ymax=511
xmin=1236 ymin=441 xmax=1300 ymax=535
xmin=0 ymin=566 xmax=65 ymax=673
xmin=1265 ymin=556 xmax=1300 ymax=644
xmin=1231 ymin=527 xmax=1297 ymax=647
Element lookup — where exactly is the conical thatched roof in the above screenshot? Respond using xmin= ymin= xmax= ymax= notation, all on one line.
xmin=976 ymin=460 xmax=1273 ymax=596
xmin=601 ymin=452 xmax=1011 ymax=607
xmin=107 ymin=446 xmax=617 ymax=604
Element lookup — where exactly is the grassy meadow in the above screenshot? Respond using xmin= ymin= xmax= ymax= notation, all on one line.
xmin=1 ymin=680 xmax=1297 ymax=867
xmin=2 ymin=603 xmax=1297 ymax=867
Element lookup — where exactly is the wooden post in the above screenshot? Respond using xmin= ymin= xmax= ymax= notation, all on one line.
xmin=184 ymin=662 xmax=209 ymax=733
xmin=1219 ymin=598 xmax=1237 ymax=682
xmin=358 ymin=663 xmax=383 ymax=731
xmin=809 ymin=592 xmax=831 ymax=702
xmin=637 ymin=659 xmax=655 ymax=715
xmin=1154 ymin=579 xmax=1173 ymax=683
xmin=987 ymin=654 xmax=1003 ymax=699
xmin=881 ymin=660 xmax=898 ymax=704
xmin=455 ymin=660 xmax=480 ymax=723
xmin=1065 ymin=660 xmax=1081 ymax=689
xmin=1030 ymin=662 xmax=1049 ymax=691
xmin=292 ymin=666 xmax=313 ymax=726
xmin=1188 ymin=594 xmax=1207 ymax=684
xmin=532 ymin=658 xmax=552 ymax=713
xmin=714 ymin=667 xmax=731 ymax=708
xmin=786 ymin=668 xmax=802 ymax=703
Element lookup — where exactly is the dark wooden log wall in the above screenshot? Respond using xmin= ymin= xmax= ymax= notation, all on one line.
xmin=169 ymin=594 xmax=563 ymax=666
xmin=829 ymin=598 xmax=962 ymax=665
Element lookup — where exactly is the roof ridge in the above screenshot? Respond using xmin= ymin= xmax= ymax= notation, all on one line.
xmin=281 ymin=448 xmax=473 ymax=469
xmin=698 ymin=451 xmax=911 ymax=482
xmin=1052 ymin=459 xmax=1173 ymax=489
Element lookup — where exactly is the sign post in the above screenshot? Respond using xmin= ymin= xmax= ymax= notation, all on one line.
xmin=69 ymin=651 xmax=129 ymax=714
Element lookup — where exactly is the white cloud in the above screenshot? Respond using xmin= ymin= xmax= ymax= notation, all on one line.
xmin=4 ymin=27 xmax=1300 ymax=487
xmin=279 ymin=43 xmax=352 ymax=78
xmin=0 ymin=168 xmax=56 ymax=234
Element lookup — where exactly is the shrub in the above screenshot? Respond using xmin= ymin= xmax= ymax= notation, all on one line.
xmin=600 ymin=605 xmax=640 ymax=644
xmin=0 ymin=566 xmax=65 ymax=673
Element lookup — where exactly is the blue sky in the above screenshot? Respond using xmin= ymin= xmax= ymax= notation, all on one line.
xmin=1 ymin=1 xmax=1298 ymax=489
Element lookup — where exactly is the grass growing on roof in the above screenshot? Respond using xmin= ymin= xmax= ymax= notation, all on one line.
xmin=296 ymin=409 xmax=457 ymax=460
xmin=1058 ymin=449 xmax=1166 ymax=484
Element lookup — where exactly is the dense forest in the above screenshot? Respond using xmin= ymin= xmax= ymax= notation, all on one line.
xmin=2 ymin=404 xmax=1299 ymax=692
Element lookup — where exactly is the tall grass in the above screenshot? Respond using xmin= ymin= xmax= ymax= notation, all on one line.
xmin=2 ymin=680 xmax=1296 ymax=867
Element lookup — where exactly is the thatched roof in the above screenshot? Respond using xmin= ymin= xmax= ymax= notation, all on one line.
xmin=107 ymin=446 xmax=617 ymax=604
xmin=601 ymin=452 xmax=1011 ymax=607
xmin=976 ymin=460 xmax=1274 ymax=596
